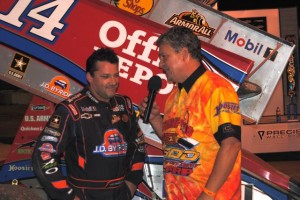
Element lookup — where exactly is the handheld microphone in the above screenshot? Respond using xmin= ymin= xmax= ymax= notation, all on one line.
xmin=143 ymin=75 xmax=162 ymax=123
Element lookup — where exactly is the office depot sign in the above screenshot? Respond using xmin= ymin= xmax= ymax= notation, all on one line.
xmin=0 ymin=0 xmax=252 ymax=111
xmin=0 ymin=0 xmax=171 ymax=107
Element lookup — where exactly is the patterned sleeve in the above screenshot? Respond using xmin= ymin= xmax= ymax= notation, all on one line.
xmin=31 ymin=105 xmax=75 ymax=200
xmin=206 ymin=87 xmax=241 ymax=145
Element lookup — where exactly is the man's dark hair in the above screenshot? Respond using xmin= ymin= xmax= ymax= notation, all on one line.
xmin=86 ymin=47 xmax=119 ymax=76
xmin=156 ymin=26 xmax=202 ymax=61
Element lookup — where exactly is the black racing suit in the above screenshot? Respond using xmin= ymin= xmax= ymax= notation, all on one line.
xmin=32 ymin=87 xmax=145 ymax=200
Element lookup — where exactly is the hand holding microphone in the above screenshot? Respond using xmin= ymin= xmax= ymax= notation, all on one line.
xmin=142 ymin=75 xmax=162 ymax=123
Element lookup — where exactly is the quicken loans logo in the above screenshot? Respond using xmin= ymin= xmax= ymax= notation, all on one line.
xmin=224 ymin=30 xmax=278 ymax=61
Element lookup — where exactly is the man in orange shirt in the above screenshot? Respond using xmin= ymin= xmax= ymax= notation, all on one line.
xmin=139 ymin=26 xmax=241 ymax=200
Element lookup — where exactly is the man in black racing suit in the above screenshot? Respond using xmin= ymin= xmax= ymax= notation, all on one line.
xmin=32 ymin=48 xmax=145 ymax=200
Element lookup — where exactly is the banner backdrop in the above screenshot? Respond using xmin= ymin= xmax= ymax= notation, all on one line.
xmin=102 ymin=0 xmax=295 ymax=122
xmin=0 ymin=0 xmax=253 ymax=116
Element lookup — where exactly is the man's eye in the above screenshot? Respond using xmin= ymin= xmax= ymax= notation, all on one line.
xmin=101 ymin=75 xmax=109 ymax=79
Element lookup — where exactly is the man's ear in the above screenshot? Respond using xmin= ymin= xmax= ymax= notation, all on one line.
xmin=86 ymin=72 xmax=92 ymax=83
xmin=181 ymin=47 xmax=190 ymax=62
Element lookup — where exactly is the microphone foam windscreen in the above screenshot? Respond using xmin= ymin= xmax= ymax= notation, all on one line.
xmin=148 ymin=75 xmax=162 ymax=91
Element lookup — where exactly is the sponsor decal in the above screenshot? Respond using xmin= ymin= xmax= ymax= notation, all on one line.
xmin=42 ymin=159 xmax=58 ymax=170
xmin=93 ymin=129 xmax=127 ymax=157
xmin=24 ymin=115 xmax=51 ymax=122
xmin=112 ymin=104 xmax=125 ymax=112
xmin=86 ymin=91 xmax=99 ymax=103
xmin=164 ymin=147 xmax=200 ymax=176
xmin=8 ymin=165 xmax=33 ymax=172
xmin=81 ymin=113 xmax=93 ymax=119
xmin=41 ymin=152 xmax=51 ymax=161
xmin=162 ymin=132 xmax=178 ymax=146
xmin=17 ymin=149 xmax=33 ymax=154
xmin=14 ymin=140 xmax=35 ymax=154
xmin=41 ymin=135 xmax=58 ymax=142
xmin=20 ymin=126 xmax=44 ymax=131
xmin=113 ymin=0 xmax=154 ymax=16
xmin=31 ymin=104 xmax=50 ymax=111
xmin=40 ymin=76 xmax=72 ymax=99
xmin=81 ymin=106 xmax=97 ymax=112
xmin=68 ymin=104 xmax=78 ymax=116
xmin=0 ymin=1 xmax=78 ymax=42
xmin=38 ymin=143 xmax=56 ymax=154
xmin=214 ymin=101 xmax=240 ymax=116
xmin=257 ymin=129 xmax=300 ymax=141
xmin=44 ymin=127 xmax=61 ymax=137
xmin=163 ymin=134 xmax=200 ymax=176
xmin=45 ymin=167 xmax=58 ymax=174
xmin=81 ymin=112 xmax=101 ymax=119
xmin=49 ymin=115 xmax=61 ymax=128
xmin=112 ymin=115 xmax=121 ymax=124
xmin=165 ymin=9 xmax=215 ymax=39
xmin=224 ymin=30 xmax=278 ymax=61
xmin=258 ymin=131 xmax=264 ymax=140
xmin=223 ymin=123 xmax=234 ymax=133
xmin=163 ymin=118 xmax=194 ymax=138
xmin=8 ymin=53 xmax=30 ymax=79
xmin=67 ymin=93 xmax=82 ymax=103
xmin=164 ymin=160 xmax=198 ymax=176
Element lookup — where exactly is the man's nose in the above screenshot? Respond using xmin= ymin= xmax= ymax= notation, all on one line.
xmin=110 ymin=76 xmax=118 ymax=84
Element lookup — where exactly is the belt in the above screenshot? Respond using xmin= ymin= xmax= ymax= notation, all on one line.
xmin=68 ymin=175 xmax=125 ymax=189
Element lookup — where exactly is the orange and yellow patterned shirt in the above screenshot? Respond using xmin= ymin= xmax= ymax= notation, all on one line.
xmin=162 ymin=68 xmax=241 ymax=200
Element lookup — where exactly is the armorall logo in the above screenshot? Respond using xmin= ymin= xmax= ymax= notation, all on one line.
xmin=165 ymin=9 xmax=215 ymax=39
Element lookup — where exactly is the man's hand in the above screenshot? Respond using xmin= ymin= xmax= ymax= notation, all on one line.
xmin=139 ymin=96 xmax=163 ymax=138
xmin=125 ymin=181 xmax=137 ymax=197
xmin=139 ymin=97 xmax=160 ymax=121
xmin=197 ymin=192 xmax=215 ymax=200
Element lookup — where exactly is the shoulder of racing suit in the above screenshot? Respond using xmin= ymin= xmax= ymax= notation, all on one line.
xmin=57 ymin=91 xmax=85 ymax=121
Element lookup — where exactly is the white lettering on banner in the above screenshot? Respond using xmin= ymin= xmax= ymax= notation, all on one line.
xmin=24 ymin=115 xmax=51 ymax=122
xmin=99 ymin=20 xmax=128 ymax=48
xmin=118 ymin=56 xmax=132 ymax=79
xmin=1 ymin=2 xmax=173 ymax=94
xmin=20 ymin=126 xmax=43 ymax=131
xmin=96 ymin=20 xmax=173 ymax=94
xmin=130 ymin=63 xmax=154 ymax=84
xmin=0 ymin=0 xmax=76 ymax=41
xmin=0 ymin=0 xmax=31 ymax=27
xmin=9 ymin=165 xmax=33 ymax=172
